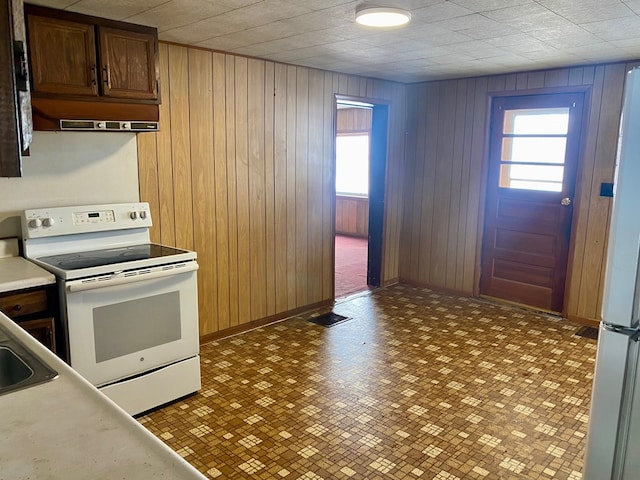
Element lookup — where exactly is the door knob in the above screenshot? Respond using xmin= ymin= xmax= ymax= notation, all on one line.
xmin=561 ymin=197 xmax=572 ymax=206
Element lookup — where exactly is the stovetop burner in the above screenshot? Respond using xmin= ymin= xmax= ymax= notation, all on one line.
xmin=36 ymin=244 xmax=189 ymax=271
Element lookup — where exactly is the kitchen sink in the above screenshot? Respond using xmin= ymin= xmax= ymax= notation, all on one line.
xmin=0 ymin=325 xmax=57 ymax=396
xmin=0 ymin=347 xmax=33 ymax=387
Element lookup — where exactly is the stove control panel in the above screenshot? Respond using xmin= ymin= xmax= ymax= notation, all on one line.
xmin=22 ymin=203 xmax=152 ymax=239
xmin=73 ymin=209 xmax=115 ymax=225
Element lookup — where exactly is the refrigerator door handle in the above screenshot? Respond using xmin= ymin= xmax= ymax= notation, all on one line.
xmin=603 ymin=322 xmax=640 ymax=341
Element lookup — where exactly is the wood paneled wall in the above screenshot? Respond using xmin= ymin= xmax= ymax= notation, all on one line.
xmin=138 ymin=43 xmax=406 ymax=338
xmin=400 ymin=61 xmax=638 ymax=323
xmin=335 ymin=195 xmax=369 ymax=237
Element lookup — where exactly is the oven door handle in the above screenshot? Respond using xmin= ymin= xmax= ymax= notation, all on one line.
xmin=66 ymin=262 xmax=198 ymax=293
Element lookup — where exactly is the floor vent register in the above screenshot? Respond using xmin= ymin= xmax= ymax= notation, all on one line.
xmin=308 ymin=312 xmax=350 ymax=328
xmin=574 ymin=326 xmax=599 ymax=340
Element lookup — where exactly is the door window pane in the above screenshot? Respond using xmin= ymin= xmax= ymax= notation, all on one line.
xmin=499 ymin=107 xmax=570 ymax=192
xmin=504 ymin=108 xmax=570 ymax=134
xmin=336 ymin=134 xmax=369 ymax=196
xmin=499 ymin=164 xmax=564 ymax=192
xmin=502 ymin=137 xmax=567 ymax=164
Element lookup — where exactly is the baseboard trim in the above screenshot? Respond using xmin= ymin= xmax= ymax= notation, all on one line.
xmin=199 ymin=299 xmax=333 ymax=344
xmin=398 ymin=278 xmax=471 ymax=297
xmin=479 ymin=294 xmax=561 ymax=317
xmin=566 ymin=314 xmax=600 ymax=328
xmin=398 ymin=280 xmax=601 ymax=327
xmin=382 ymin=277 xmax=399 ymax=287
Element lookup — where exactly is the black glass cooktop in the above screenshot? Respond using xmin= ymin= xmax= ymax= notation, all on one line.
xmin=36 ymin=244 xmax=190 ymax=271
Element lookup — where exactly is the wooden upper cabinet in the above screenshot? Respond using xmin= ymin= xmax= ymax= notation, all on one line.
xmin=98 ymin=27 xmax=158 ymax=100
xmin=24 ymin=5 xmax=159 ymax=103
xmin=27 ymin=15 xmax=98 ymax=96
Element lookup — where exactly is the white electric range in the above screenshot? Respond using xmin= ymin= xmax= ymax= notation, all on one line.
xmin=21 ymin=202 xmax=201 ymax=416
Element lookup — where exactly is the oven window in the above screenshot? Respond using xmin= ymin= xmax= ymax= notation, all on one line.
xmin=93 ymin=291 xmax=182 ymax=363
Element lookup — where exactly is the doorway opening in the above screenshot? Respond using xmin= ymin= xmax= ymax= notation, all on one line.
xmin=480 ymin=92 xmax=585 ymax=313
xmin=334 ymin=98 xmax=388 ymax=299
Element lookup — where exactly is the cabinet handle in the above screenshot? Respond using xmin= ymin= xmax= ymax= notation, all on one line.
xmin=102 ymin=66 xmax=110 ymax=87
xmin=90 ymin=65 xmax=97 ymax=85
xmin=12 ymin=304 xmax=22 ymax=312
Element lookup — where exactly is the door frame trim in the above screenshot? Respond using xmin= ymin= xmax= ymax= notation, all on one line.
xmin=473 ymin=85 xmax=592 ymax=317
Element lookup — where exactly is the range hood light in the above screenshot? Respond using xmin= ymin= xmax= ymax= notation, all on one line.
xmin=355 ymin=6 xmax=411 ymax=27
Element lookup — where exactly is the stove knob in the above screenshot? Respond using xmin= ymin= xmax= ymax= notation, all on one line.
xmin=139 ymin=210 xmax=147 ymax=219
xmin=130 ymin=211 xmax=139 ymax=220
xmin=42 ymin=217 xmax=55 ymax=227
xmin=29 ymin=218 xmax=42 ymax=228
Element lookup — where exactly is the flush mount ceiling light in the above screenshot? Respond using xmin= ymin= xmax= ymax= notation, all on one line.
xmin=355 ymin=6 xmax=411 ymax=27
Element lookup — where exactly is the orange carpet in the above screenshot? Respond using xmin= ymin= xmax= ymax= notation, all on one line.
xmin=334 ymin=234 xmax=368 ymax=298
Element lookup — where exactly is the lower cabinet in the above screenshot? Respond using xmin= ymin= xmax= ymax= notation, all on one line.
xmin=17 ymin=316 xmax=56 ymax=351
xmin=0 ymin=286 xmax=59 ymax=354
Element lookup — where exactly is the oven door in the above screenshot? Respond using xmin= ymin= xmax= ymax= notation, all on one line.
xmin=63 ymin=262 xmax=199 ymax=387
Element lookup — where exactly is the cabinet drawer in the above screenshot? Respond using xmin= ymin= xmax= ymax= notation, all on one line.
xmin=0 ymin=289 xmax=48 ymax=317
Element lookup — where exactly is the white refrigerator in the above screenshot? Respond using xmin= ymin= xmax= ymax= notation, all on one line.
xmin=583 ymin=67 xmax=640 ymax=479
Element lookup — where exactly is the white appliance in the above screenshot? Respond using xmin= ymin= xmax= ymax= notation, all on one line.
xmin=21 ymin=202 xmax=201 ymax=416
xmin=583 ymin=67 xmax=640 ymax=478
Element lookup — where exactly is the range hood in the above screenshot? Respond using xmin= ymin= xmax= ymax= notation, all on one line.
xmin=31 ymin=97 xmax=159 ymax=132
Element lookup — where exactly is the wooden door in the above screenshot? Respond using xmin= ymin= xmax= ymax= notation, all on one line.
xmin=480 ymin=93 xmax=585 ymax=312
xmin=98 ymin=27 xmax=158 ymax=101
xmin=27 ymin=14 xmax=98 ymax=96
xmin=367 ymin=104 xmax=389 ymax=287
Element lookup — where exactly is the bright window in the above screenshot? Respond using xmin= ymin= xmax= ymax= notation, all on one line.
xmin=498 ymin=108 xmax=570 ymax=192
xmin=336 ymin=134 xmax=369 ymax=196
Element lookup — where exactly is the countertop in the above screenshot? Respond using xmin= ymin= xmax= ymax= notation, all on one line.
xmin=0 ymin=256 xmax=56 ymax=293
xmin=0 ymin=311 xmax=206 ymax=480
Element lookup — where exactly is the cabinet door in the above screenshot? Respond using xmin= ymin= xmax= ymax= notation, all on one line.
xmin=98 ymin=27 xmax=158 ymax=100
xmin=19 ymin=317 xmax=56 ymax=353
xmin=27 ymin=15 xmax=98 ymax=96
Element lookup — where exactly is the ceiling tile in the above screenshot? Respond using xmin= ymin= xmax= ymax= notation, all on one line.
xmin=581 ymin=16 xmax=640 ymax=41
xmin=64 ymin=0 xmax=167 ymax=20
xmin=612 ymin=36 xmax=640 ymax=48
xmin=125 ymin=0 xmax=247 ymax=31
xmin=539 ymin=0 xmax=634 ymax=24
xmin=457 ymin=23 xmax=521 ymax=40
xmin=195 ymin=36 xmax=252 ymax=53
xmin=483 ymin=3 xmax=573 ymax=32
xmin=450 ymin=0 xmax=531 ymax=12
xmin=407 ymin=27 xmax=474 ymax=47
xmin=565 ymin=42 xmax=627 ymax=61
xmin=483 ymin=33 xmax=539 ymax=47
xmin=434 ymin=13 xmax=504 ymax=31
xmin=624 ymin=0 xmax=640 ymax=14
xmin=411 ymin=2 xmax=475 ymax=24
